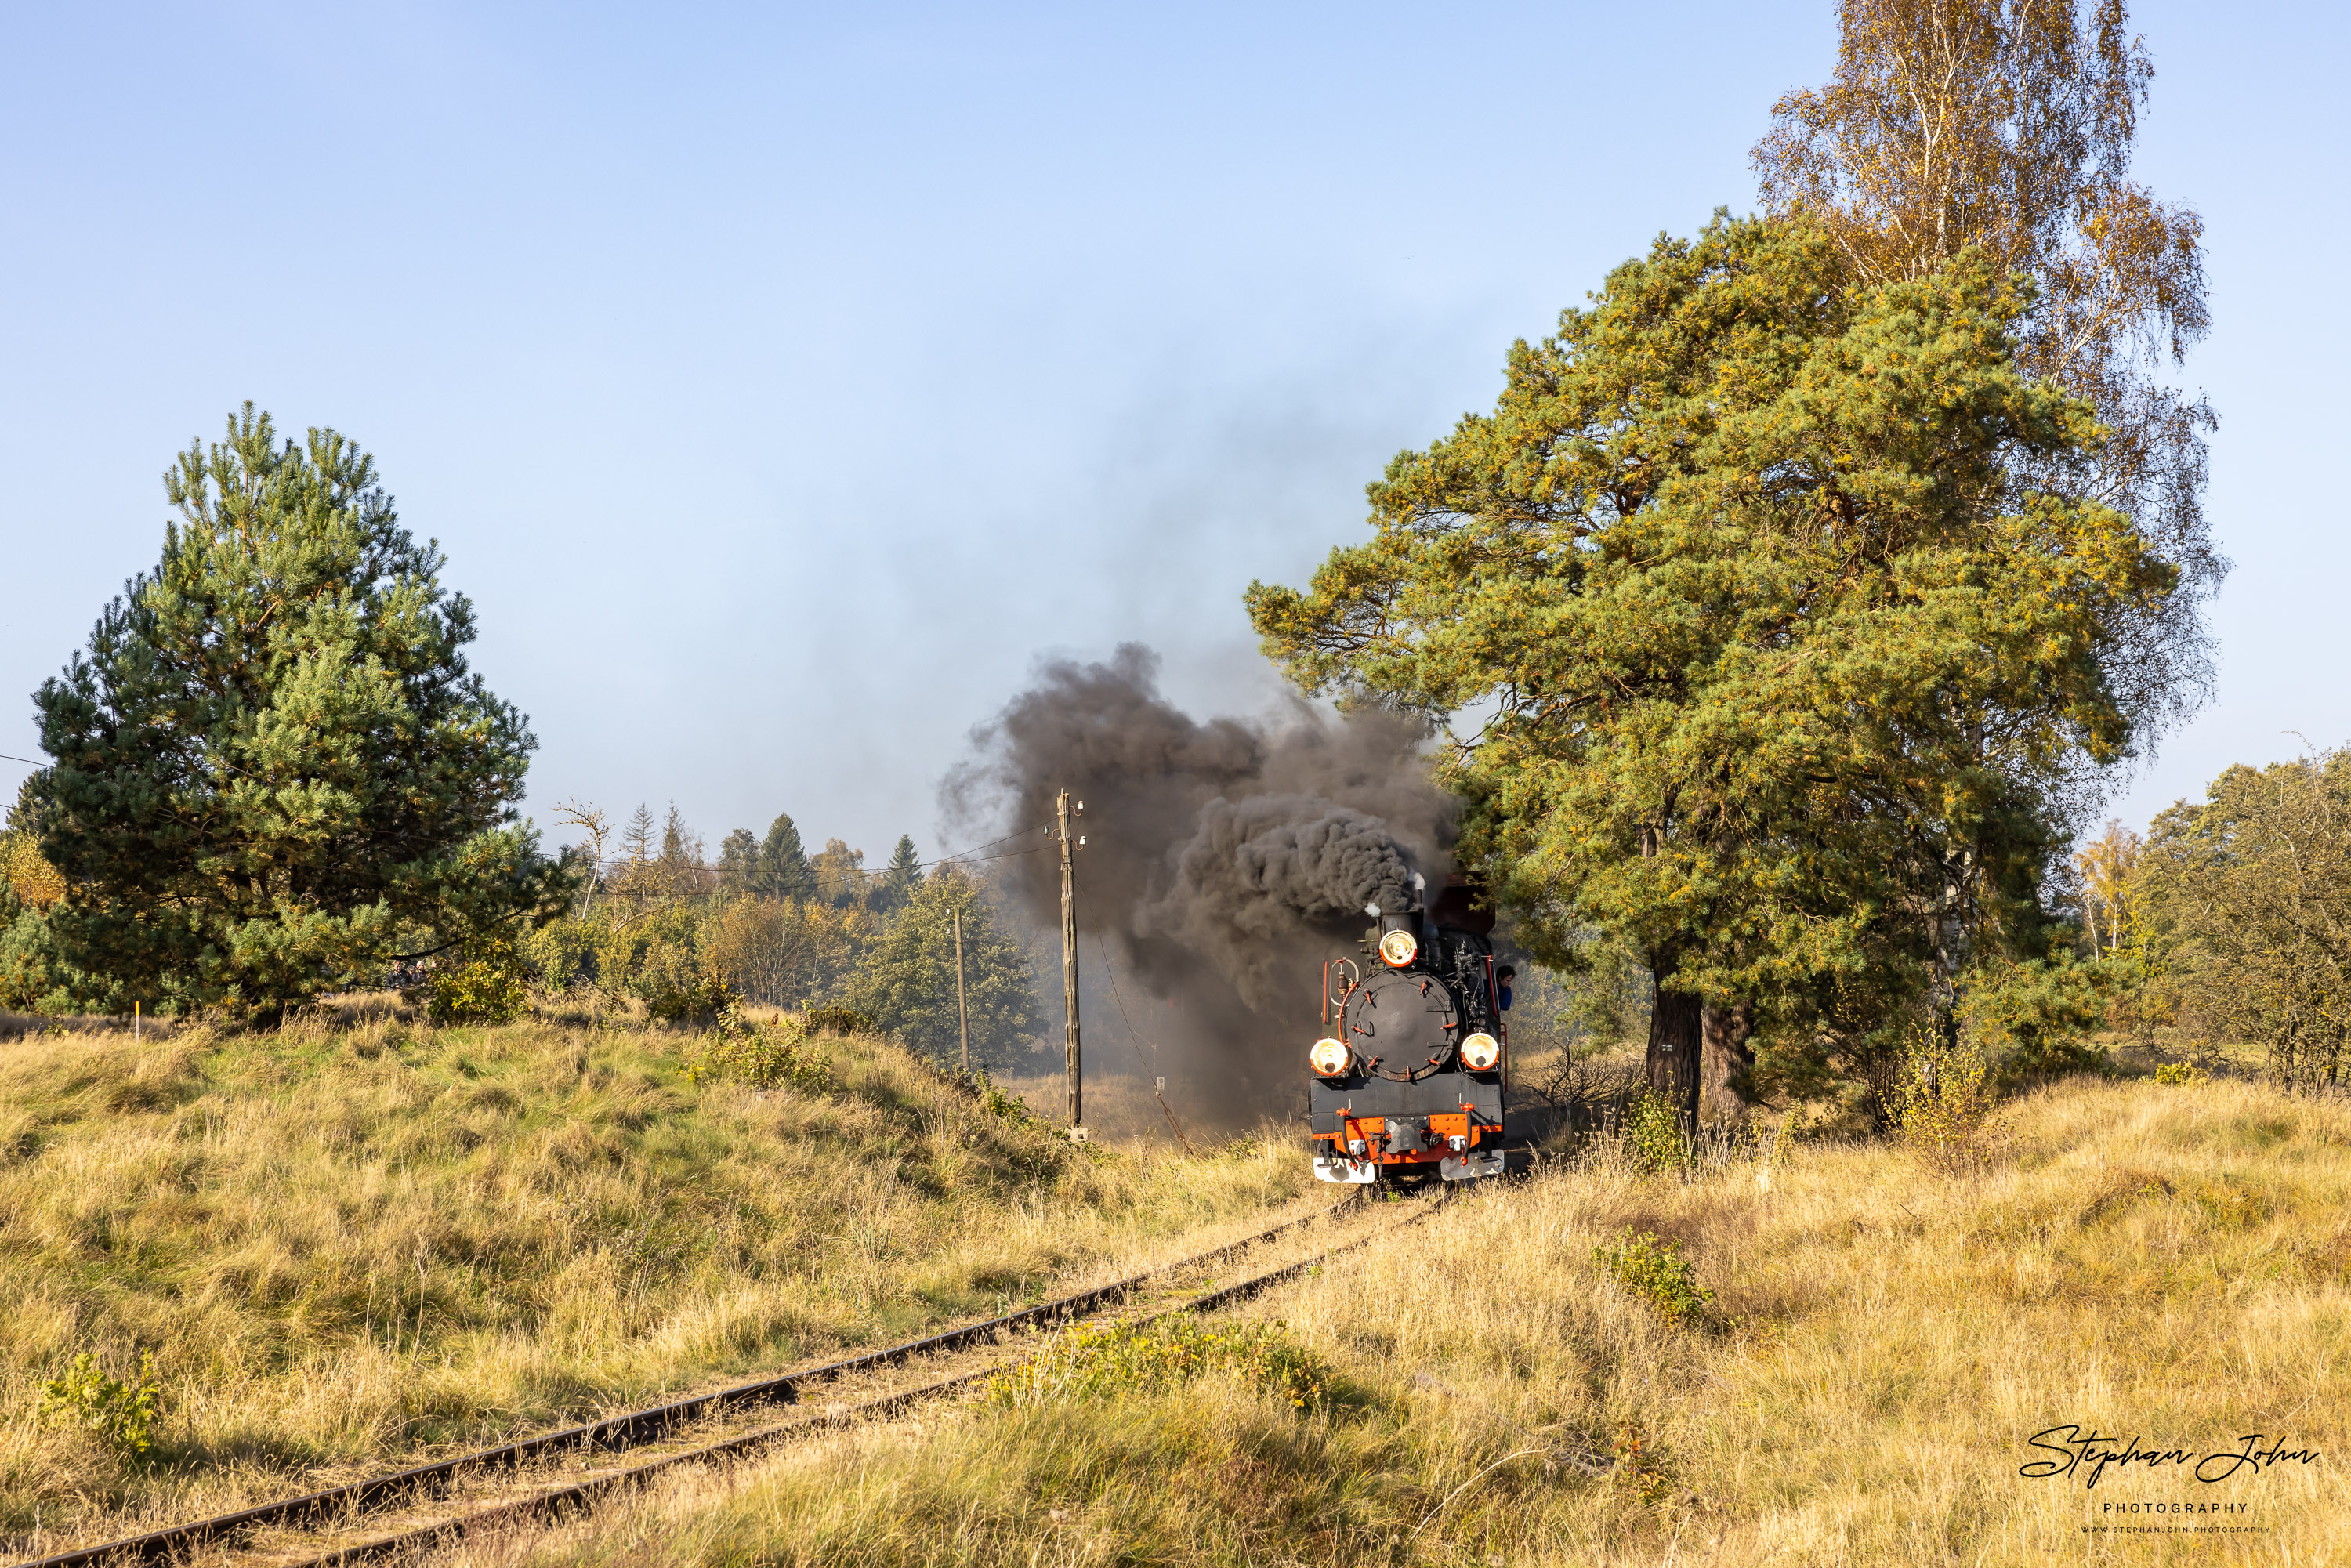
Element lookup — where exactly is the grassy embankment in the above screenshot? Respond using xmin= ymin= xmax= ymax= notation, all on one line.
xmin=0 ymin=1001 xmax=1313 ymax=1550
xmin=437 ymin=1074 xmax=2351 ymax=1567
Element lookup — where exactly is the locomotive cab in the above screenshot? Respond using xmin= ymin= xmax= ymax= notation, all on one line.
xmin=1308 ymin=875 xmax=1509 ymax=1185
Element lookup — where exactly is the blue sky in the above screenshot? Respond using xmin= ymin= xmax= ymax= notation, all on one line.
xmin=2 ymin=1 xmax=2341 ymax=866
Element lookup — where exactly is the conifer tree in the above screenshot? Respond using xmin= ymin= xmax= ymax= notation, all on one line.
xmin=1248 ymin=218 xmax=2176 ymax=1126
xmin=875 ymin=835 xmax=923 ymax=913
xmin=27 ymin=405 xmax=567 ymax=1016
xmin=755 ymin=813 xmax=817 ymax=902
xmin=1754 ymin=0 xmax=2220 ymax=737
xmin=621 ymin=805 xmax=654 ymax=866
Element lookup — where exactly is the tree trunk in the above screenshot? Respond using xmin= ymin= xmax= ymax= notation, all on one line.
xmin=1700 ymin=1001 xmax=1755 ymax=1128
xmin=1645 ymin=965 xmax=1702 ymax=1138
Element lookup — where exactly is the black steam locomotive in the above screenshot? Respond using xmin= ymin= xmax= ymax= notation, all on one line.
xmin=1307 ymin=874 xmax=1512 ymax=1184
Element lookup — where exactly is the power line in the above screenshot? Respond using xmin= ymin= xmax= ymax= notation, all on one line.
xmin=929 ymin=821 xmax=1054 ymax=866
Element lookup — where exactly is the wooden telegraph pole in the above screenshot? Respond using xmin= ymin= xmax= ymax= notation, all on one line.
xmin=951 ymin=907 xmax=971 ymax=1075
xmin=1058 ymin=788 xmax=1082 ymax=1133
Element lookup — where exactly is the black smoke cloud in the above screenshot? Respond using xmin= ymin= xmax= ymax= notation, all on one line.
xmin=944 ymin=644 xmax=1453 ymax=1113
xmin=1143 ymin=795 xmax=1415 ymax=1005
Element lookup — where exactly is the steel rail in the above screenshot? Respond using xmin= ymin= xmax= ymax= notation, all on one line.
xmin=280 ymin=1186 xmax=1454 ymax=1568
xmin=15 ymin=1192 xmax=1375 ymax=1568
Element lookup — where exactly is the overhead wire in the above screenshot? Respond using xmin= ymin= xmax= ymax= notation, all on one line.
xmin=929 ymin=820 xmax=1055 ymax=866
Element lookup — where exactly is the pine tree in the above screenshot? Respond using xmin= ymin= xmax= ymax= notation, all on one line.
xmin=849 ymin=867 xmax=1040 ymax=1069
xmin=621 ymin=805 xmax=654 ymax=866
xmin=657 ymin=803 xmax=704 ymax=897
xmin=1248 ymin=217 xmax=2176 ymax=1126
xmin=658 ymin=803 xmax=696 ymax=866
xmin=1753 ymin=0 xmax=2220 ymax=737
xmin=27 ymin=405 xmax=567 ymax=1016
xmin=874 ymin=835 xmax=923 ymax=913
xmin=755 ymin=813 xmax=817 ymax=902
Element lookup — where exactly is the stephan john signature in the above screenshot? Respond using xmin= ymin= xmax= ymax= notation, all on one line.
xmin=2020 ymin=1425 xmax=2320 ymax=1488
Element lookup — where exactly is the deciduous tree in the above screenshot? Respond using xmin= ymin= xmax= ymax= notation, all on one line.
xmin=2136 ymin=751 xmax=2351 ymax=1090
xmin=849 ymin=867 xmax=1039 ymax=1069
xmin=716 ymin=828 xmax=761 ymax=897
xmin=1754 ymin=0 xmax=2222 ymax=741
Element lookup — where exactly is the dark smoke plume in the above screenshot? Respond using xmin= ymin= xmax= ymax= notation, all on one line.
xmin=943 ymin=644 xmax=1453 ymax=1116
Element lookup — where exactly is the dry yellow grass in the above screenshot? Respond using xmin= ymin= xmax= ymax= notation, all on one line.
xmin=430 ymin=1074 xmax=2351 ymax=1566
xmin=0 ymin=1001 xmax=1313 ymax=1552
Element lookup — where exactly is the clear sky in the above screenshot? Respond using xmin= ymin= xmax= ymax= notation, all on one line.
xmin=2 ymin=1 xmax=2340 ymax=866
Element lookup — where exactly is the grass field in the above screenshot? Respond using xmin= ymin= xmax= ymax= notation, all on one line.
xmin=0 ymin=1000 xmax=1312 ymax=1552
xmin=422 ymin=1072 xmax=2350 ymax=1566
xmin=5 ymin=1002 xmax=2346 ymax=1565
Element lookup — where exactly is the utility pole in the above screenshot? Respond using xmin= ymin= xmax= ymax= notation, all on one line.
xmin=1058 ymin=788 xmax=1082 ymax=1132
xmin=951 ymin=907 xmax=970 ymax=1076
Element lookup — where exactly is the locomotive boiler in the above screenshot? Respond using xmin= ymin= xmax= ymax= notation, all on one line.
xmin=1307 ymin=873 xmax=1512 ymax=1184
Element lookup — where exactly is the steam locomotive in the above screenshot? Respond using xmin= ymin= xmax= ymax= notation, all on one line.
xmin=1307 ymin=874 xmax=1513 ymax=1184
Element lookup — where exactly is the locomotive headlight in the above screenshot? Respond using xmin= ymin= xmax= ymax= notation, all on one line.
xmin=1309 ymin=1037 xmax=1352 ymax=1077
xmin=1376 ymin=929 xmax=1418 ymax=968
xmin=1460 ymin=1031 xmax=1502 ymax=1071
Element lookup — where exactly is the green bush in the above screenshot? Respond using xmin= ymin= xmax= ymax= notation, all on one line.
xmin=683 ymin=1020 xmax=833 ymax=1094
xmin=2153 ymin=1061 xmax=2209 ymax=1086
xmin=984 ymin=1316 xmax=1331 ymax=1410
xmin=1595 ymin=1230 xmax=1722 ymax=1331
xmin=802 ymin=1004 xmax=872 ymax=1037
xmin=1623 ymin=1091 xmax=1686 ymax=1177
xmin=38 ymin=1349 xmax=161 ymax=1459
xmin=642 ymin=966 xmax=736 ymax=1028
xmin=427 ymin=934 xmax=529 ymax=1025
xmin=969 ymin=1070 xmax=1034 ymax=1126
xmin=1889 ymin=1030 xmax=2004 ymax=1173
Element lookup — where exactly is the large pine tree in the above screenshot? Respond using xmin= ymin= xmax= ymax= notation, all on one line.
xmin=1248 ymin=218 xmax=2177 ymax=1125
xmin=27 ymin=405 xmax=567 ymax=1016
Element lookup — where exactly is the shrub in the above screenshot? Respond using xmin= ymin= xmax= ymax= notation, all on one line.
xmin=1623 ymin=1091 xmax=1686 ymax=1177
xmin=427 ymin=934 xmax=529 ymax=1026
xmin=802 ymin=1004 xmax=872 ymax=1037
xmin=969 ymin=1070 xmax=1034 ymax=1125
xmin=984 ymin=1316 xmax=1331 ymax=1410
xmin=682 ymin=1019 xmax=833 ymax=1095
xmin=1612 ymin=1415 xmax=1679 ymax=1507
xmin=1595 ymin=1230 xmax=1722 ymax=1331
xmin=1889 ymin=1030 xmax=2004 ymax=1173
xmin=2154 ymin=1062 xmax=2209 ymax=1086
xmin=643 ymin=967 xmax=737 ymax=1028
xmin=38 ymin=1349 xmax=161 ymax=1459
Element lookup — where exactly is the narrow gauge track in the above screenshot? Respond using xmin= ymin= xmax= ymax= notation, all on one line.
xmin=20 ymin=1187 xmax=1451 ymax=1568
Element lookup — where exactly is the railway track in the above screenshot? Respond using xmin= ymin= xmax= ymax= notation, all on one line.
xmin=20 ymin=1186 xmax=1452 ymax=1568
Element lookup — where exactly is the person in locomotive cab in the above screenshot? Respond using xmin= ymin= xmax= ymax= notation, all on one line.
xmin=1496 ymin=965 xmax=1515 ymax=1012
xmin=1306 ymin=878 xmax=1509 ymax=1186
